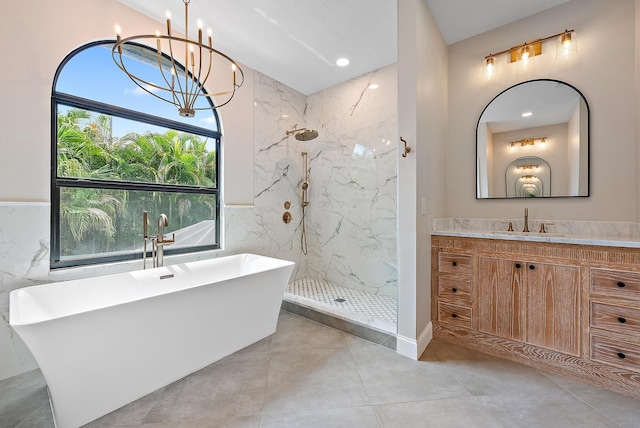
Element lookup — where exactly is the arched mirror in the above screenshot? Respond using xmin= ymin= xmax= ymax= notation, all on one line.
xmin=476 ymin=79 xmax=589 ymax=199
xmin=506 ymin=156 xmax=551 ymax=197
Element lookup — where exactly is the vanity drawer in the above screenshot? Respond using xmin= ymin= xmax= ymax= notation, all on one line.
xmin=590 ymin=335 xmax=640 ymax=373
xmin=437 ymin=276 xmax=472 ymax=305
xmin=438 ymin=302 xmax=472 ymax=329
xmin=438 ymin=253 xmax=472 ymax=275
xmin=591 ymin=302 xmax=640 ymax=336
xmin=590 ymin=268 xmax=640 ymax=300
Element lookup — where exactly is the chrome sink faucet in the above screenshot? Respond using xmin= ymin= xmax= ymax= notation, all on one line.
xmin=143 ymin=211 xmax=175 ymax=269
xmin=523 ymin=208 xmax=529 ymax=233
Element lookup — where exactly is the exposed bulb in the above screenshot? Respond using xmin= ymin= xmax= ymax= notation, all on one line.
xmin=115 ymin=24 xmax=121 ymax=35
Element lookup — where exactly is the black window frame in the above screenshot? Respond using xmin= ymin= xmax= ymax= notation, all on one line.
xmin=51 ymin=40 xmax=222 ymax=269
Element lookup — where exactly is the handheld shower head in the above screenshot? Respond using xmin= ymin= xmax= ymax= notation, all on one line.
xmin=286 ymin=128 xmax=319 ymax=141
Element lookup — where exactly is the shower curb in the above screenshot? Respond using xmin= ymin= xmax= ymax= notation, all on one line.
xmin=281 ymin=300 xmax=397 ymax=350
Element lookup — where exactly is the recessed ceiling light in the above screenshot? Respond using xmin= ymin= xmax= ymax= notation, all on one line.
xmin=522 ymin=112 xmax=533 ymax=117
xmin=336 ymin=58 xmax=350 ymax=67
xmin=368 ymin=83 xmax=379 ymax=89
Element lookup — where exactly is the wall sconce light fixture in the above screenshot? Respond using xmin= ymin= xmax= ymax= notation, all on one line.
xmin=509 ymin=137 xmax=547 ymax=149
xmin=484 ymin=29 xmax=576 ymax=80
xmin=516 ymin=164 xmax=540 ymax=171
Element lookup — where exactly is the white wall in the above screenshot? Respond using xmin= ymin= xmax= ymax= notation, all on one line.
xmin=397 ymin=0 xmax=447 ymax=359
xmin=447 ymin=0 xmax=636 ymax=221
xmin=636 ymin=0 xmax=640 ymax=218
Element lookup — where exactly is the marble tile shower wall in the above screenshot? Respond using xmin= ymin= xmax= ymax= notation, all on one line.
xmin=224 ymin=71 xmax=310 ymax=280
xmin=227 ymin=65 xmax=398 ymax=298
xmin=304 ymin=64 xmax=398 ymax=297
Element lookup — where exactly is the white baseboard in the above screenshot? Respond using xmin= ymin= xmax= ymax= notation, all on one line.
xmin=395 ymin=321 xmax=433 ymax=360
xmin=417 ymin=321 xmax=433 ymax=358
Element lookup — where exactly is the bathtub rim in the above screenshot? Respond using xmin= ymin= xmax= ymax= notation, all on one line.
xmin=10 ymin=253 xmax=294 ymax=327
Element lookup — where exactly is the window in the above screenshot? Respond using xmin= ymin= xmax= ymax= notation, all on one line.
xmin=51 ymin=41 xmax=221 ymax=268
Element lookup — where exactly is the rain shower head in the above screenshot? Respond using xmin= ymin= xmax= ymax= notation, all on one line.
xmin=286 ymin=128 xmax=319 ymax=141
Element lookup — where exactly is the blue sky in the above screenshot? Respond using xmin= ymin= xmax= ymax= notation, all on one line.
xmin=56 ymin=43 xmax=219 ymax=137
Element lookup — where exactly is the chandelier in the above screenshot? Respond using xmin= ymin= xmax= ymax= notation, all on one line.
xmin=112 ymin=0 xmax=244 ymax=117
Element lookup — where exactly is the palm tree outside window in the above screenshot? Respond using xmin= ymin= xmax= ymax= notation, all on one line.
xmin=51 ymin=41 xmax=221 ymax=268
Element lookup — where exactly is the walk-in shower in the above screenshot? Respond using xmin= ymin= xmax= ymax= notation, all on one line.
xmin=282 ymin=120 xmax=397 ymax=342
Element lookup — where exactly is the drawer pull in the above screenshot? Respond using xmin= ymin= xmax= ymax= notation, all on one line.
xmin=452 ymin=287 xmax=458 ymax=293
xmin=617 ymin=352 xmax=626 ymax=359
xmin=529 ymin=265 xmax=535 ymax=270
xmin=617 ymin=281 xmax=626 ymax=288
xmin=515 ymin=263 xmax=521 ymax=269
xmin=452 ymin=261 xmax=457 ymax=267
xmin=618 ymin=317 xmax=627 ymax=324
xmin=451 ymin=313 xmax=458 ymax=318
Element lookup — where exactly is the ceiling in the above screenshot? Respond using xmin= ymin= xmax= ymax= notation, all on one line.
xmin=117 ymin=0 xmax=570 ymax=96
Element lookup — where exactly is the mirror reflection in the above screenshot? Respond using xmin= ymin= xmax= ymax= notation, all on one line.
xmin=476 ymin=79 xmax=589 ymax=199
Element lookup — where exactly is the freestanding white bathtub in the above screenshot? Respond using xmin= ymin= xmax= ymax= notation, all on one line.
xmin=10 ymin=253 xmax=294 ymax=428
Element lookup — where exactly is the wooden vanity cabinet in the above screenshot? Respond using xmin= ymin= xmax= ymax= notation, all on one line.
xmin=589 ymin=267 xmax=640 ymax=374
xmin=432 ymin=235 xmax=640 ymax=400
xmin=477 ymin=256 xmax=580 ymax=355
xmin=435 ymin=252 xmax=473 ymax=330
xmin=524 ymin=261 xmax=580 ymax=356
xmin=477 ymin=257 xmax=525 ymax=342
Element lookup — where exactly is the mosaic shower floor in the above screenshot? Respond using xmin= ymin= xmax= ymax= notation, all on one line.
xmin=284 ymin=278 xmax=397 ymax=334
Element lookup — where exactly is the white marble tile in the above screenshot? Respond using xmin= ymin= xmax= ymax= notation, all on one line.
xmin=432 ymin=217 xmax=640 ymax=247
xmin=0 ymin=203 xmax=51 ymax=379
xmin=304 ymin=64 xmax=398 ymax=297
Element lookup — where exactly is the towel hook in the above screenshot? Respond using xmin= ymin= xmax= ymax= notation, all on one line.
xmin=401 ymin=137 xmax=411 ymax=157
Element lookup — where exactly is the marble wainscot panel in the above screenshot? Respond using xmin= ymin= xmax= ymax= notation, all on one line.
xmin=432 ymin=218 xmax=640 ymax=248
xmin=304 ymin=64 xmax=398 ymax=297
xmin=0 ymin=203 xmax=50 ymax=378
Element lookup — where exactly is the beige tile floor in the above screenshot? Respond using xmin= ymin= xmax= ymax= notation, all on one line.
xmin=3 ymin=310 xmax=640 ymax=428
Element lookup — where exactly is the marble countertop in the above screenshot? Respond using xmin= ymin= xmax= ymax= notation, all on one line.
xmin=431 ymin=218 xmax=640 ymax=249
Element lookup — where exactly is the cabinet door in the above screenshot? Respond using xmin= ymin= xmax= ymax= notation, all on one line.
xmin=478 ymin=257 xmax=525 ymax=341
xmin=525 ymin=262 xmax=580 ymax=356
